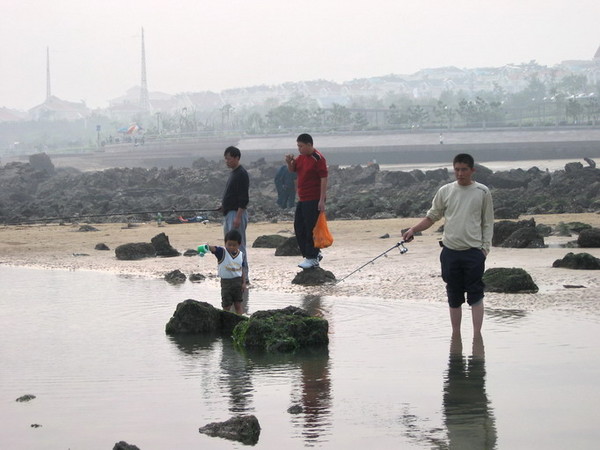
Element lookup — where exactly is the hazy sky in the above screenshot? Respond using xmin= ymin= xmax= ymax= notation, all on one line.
xmin=1 ymin=0 xmax=599 ymax=110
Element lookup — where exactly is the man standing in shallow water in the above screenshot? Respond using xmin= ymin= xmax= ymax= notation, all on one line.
xmin=402 ymin=153 xmax=494 ymax=334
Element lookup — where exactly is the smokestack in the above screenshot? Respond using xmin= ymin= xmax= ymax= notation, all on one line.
xmin=139 ymin=27 xmax=151 ymax=111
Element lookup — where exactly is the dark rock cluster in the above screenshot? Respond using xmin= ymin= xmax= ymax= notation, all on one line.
xmin=493 ymin=218 xmax=546 ymax=248
xmin=199 ymin=414 xmax=261 ymax=445
xmin=165 ymin=299 xmax=246 ymax=336
xmin=232 ymin=305 xmax=329 ymax=352
xmin=553 ymin=252 xmax=600 ymax=270
xmin=1 ymin=155 xmax=598 ymax=224
xmin=482 ymin=268 xmax=539 ymax=293
xmin=578 ymin=228 xmax=600 ymax=248
xmin=113 ymin=442 xmax=140 ymax=450
xmin=292 ymin=267 xmax=336 ymax=285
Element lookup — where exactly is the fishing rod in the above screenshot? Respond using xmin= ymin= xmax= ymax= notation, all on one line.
xmin=337 ymin=240 xmax=409 ymax=283
xmin=3 ymin=208 xmax=221 ymax=226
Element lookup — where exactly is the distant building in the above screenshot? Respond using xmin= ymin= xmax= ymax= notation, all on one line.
xmin=28 ymin=95 xmax=90 ymax=121
xmin=0 ymin=107 xmax=27 ymax=122
xmin=106 ymin=86 xmax=175 ymax=120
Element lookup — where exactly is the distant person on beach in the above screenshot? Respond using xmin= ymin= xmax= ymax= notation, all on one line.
xmin=402 ymin=153 xmax=494 ymax=334
xmin=285 ymin=133 xmax=328 ymax=270
xmin=220 ymin=146 xmax=250 ymax=282
xmin=201 ymin=229 xmax=247 ymax=314
xmin=274 ymin=164 xmax=297 ymax=208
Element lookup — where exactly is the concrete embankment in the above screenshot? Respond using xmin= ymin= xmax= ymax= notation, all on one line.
xmin=7 ymin=128 xmax=600 ymax=170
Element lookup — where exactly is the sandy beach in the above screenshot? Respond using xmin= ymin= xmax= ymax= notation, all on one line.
xmin=1 ymin=213 xmax=600 ymax=313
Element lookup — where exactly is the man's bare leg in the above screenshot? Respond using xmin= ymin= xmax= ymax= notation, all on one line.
xmin=471 ymin=301 xmax=484 ymax=334
xmin=449 ymin=306 xmax=462 ymax=333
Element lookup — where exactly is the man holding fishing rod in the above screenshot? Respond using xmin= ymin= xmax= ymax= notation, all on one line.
xmin=402 ymin=153 xmax=494 ymax=335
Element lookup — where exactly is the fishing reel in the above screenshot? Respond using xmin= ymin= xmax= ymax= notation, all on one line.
xmin=397 ymin=241 xmax=409 ymax=254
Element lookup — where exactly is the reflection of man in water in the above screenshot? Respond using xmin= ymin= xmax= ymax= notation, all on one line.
xmin=220 ymin=338 xmax=254 ymax=414
xmin=274 ymin=164 xmax=297 ymax=209
xmin=443 ymin=333 xmax=497 ymax=449
xmin=290 ymin=347 xmax=332 ymax=445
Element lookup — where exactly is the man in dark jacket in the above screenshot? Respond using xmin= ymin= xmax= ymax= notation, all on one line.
xmin=274 ymin=164 xmax=297 ymax=208
xmin=220 ymin=146 xmax=250 ymax=281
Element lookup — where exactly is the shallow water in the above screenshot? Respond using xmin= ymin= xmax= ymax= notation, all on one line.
xmin=377 ymin=158 xmax=584 ymax=173
xmin=1 ymin=267 xmax=599 ymax=449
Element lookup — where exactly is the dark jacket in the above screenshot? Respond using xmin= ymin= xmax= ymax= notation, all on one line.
xmin=222 ymin=165 xmax=249 ymax=214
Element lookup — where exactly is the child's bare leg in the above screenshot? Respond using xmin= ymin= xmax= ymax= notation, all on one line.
xmin=234 ymin=302 xmax=243 ymax=315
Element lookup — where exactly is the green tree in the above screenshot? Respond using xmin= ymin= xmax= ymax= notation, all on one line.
xmin=386 ymin=104 xmax=403 ymax=127
xmin=407 ymin=105 xmax=429 ymax=128
xmin=566 ymin=98 xmax=584 ymax=124
xmin=352 ymin=111 xmax=370 ymax=130
xmin=433 ymin=101 xmax=456 ymax=129
xmin=326 ymin=104 xmax=352 ymax=129
xmin=583 ymin=96 xmax=599 ymax=125
xmin=243 ymin=112 xmax=265 ymax=134
xmin=558 ymin=75 xmax=588 ymax=95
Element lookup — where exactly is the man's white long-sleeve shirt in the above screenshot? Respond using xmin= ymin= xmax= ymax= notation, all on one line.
xmin=426 ymin=181 xmax=494 ymax=253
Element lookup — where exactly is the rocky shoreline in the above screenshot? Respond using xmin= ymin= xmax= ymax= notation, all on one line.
xmin=0 ymin=153 xmax=598 ymax=225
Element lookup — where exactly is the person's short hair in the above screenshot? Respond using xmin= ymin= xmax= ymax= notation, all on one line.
xmin=453 ymin=153 xmax=475 ymax=168
xmin=224 ymin=146 xmax=241 ymax=159
xmin=225 ymin=229 xmax=242 ymax=244
xmin=296 ymin=133 xmax=313 ymax=145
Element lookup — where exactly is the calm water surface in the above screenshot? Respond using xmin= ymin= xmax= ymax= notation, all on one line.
xmin=1 ymin=267 xmax=599 ymax=449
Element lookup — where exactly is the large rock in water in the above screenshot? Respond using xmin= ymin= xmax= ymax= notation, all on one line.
xmin=115 ymin=242 xmax=156 ymax=260
xmin=199 ymin=415 xmax=261 ymax=445
xmin=232 ymin=306 xmax=329 ymax=352
xmin=482 ymin=267 xmax=539 ymax=293
xmin=165 ymin=299 xmax=247 ymax=335
xmin=577 ymin=228 xmax=600 ymax=248
xmin=552 ymin=252 xmax=600 ymax=270
xmin=164 ymin=269 xmax=186 ymax=284
xmin=151 ymin=232 xmax=181 ymax=257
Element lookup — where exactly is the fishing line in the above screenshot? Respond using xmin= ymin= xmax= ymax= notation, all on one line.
xmin=336 ymin=240 xmax=409 ymax=283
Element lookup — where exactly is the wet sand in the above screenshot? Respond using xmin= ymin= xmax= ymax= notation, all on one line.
xmin=1 ymin=213 xmax=599 ymax=314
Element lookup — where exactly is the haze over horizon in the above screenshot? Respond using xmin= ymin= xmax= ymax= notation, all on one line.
xmin=1 ymin=0 xmax=599 ymax=111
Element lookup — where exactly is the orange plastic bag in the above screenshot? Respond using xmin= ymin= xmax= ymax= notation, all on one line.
xmin=313 ymin=212 xmax=334 ymax=249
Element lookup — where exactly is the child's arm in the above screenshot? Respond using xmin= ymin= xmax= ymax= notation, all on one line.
xmin=197 ymin=244 xmax=221 ymax=258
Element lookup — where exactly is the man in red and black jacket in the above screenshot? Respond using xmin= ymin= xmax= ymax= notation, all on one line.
xmin=285 ymin=133 xmax=328 ymax=269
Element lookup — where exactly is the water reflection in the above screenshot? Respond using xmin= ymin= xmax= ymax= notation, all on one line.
xmin=290 ymin=347 xmax=332 ymax=446
xmin=301 ymin=294 xmax=325 ymax=316
xmin=220 ymin=339 xmax=255 ymax=414
xmin=486 ymin=308 xmax=527 ymax=324
xmin=168 ymin=334 xmax=219 ymax=356
xmin=443 ymin=333 xmax=497 ymax=449
xmin=167 ymin=295 xmax=332 ymax=446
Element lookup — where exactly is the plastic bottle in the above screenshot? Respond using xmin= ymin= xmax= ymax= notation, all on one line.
xmin=197 ymin=244 xmax=210 ymax=257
